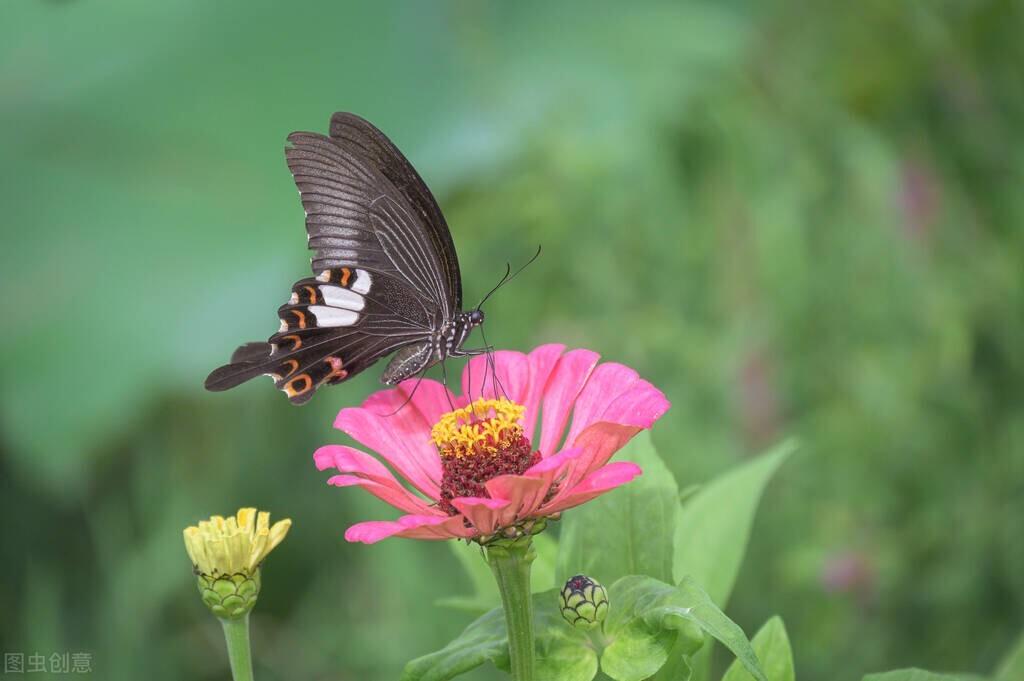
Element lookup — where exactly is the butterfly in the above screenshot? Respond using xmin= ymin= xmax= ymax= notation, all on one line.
xmin=205 ymin=112 xmax=498 ymax=405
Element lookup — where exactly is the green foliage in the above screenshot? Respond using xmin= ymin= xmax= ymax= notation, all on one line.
xmin=406 ymin=576 xmax=767 ymax=681
xmin=604 ymin=576 xmax=766 ymax=681
xmin=677 ymin=442 xmax=794 ymax=681
xmin=675 ymin=442 xmax=796 ymax=603
xmin=403 ymin=589 xmax=595 ymax=681
xmin=861 ymin=671 xmax=962 ymax=681
xmin=994 ymin=632 xmax=1024 ymax=681
xmin=721 ymin=617 xmax=794 ymax=681
xmin=557 ymin=432 xmax=679 ymax=586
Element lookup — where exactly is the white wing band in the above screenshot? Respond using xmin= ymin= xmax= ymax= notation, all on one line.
xmin=318 ymin=285 xmax=365 ymax=311
xmin=309 ymin=306 xmax=359 ymax=327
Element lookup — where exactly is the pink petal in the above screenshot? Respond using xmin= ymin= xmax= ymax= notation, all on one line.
xmin=602 ymin=378 xmax=670 ymax=429
xmin=553 ymin=422 xmax=643 ymax=498
xmin=565 ymin=363 xmax=670 ymax=444
xmin=485 ymin=474 xmax=552 ymax=522
xmin=460 ymin=350 xmax=531 ymax=404
xmin=564 ymin=362 xmax=637 ymax=441
xmin=522 ymin=344 xmax=565 ymax=443
xmin=326 ymin=476 xmax=439 ymax=516
xmin=451 ymin=497 xmax=509 ymax=535
xmin=522 ymin=446 xmax=584 ymax=498
xmin=537 ymin=349 xmax=600 ymax=456
xmin=334 ymin=404 xmax=441 ymax=498
xmin=398 ymin=378 xmax=461 ymax=426
xmin=525 ymin=446 xmax=583 ymax=474
xmin=360 ymin=379 xmax=458 ymax=425
xmin=344 ymin=514 xmax=475 ymax=544
xmin=314 ymin=445 xmax=440 ymax=515
xmin=539 ymin=461 xmax=643 ymax=514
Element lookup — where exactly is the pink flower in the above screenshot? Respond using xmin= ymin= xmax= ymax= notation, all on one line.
xmin=314 ymin=344 xmax=670 ymax=544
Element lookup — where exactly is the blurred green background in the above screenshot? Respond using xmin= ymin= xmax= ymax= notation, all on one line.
xmin=2 ymin=1 xmax=1022 ymax=679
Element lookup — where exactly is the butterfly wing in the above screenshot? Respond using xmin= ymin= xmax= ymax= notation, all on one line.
xmin=206 ymin=113 xmax=462 ymax=404
xmin=328 ymin=112 xmax=462 ymax=312
xmin=286 ymin=113 xmax=461 ymax=320
xmin=205 ymin=268 xmax=432 ymax=404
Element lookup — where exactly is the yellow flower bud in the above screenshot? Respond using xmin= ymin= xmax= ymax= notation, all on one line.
xmin=183 ymin=508 xmax=291 ymax=620
xmin=183 ymin=507 xmax=291 ymax=577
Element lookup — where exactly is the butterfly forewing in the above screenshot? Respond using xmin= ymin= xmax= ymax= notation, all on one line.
xmin=328 ymin=112 xmax=462 ymax=312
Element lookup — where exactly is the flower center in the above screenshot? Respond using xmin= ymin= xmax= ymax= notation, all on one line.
xmin=431 ymin=398 xmax=541 ymax=515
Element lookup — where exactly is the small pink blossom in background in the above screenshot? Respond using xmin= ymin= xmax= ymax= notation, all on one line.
xmin=314 ymin=344 xmax=670 ymax=543
xmin=821 ymin=550 xmax=876 ymax=606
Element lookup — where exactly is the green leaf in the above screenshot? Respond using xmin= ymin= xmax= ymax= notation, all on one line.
xmin=557 ymin=431 xmax=679 ymax=587
xmin=600 ymin=575 xmax=766 ymax=681
xmin=438 ymin=533 xmax=559 ymax=613
xmin=861 ymin=670 xmax=963 ymax=681
xmin=401 ymin=604 xmax=507 ymax=681
xmin=677 ymin=440 xmax=795 ymax=681
xmin=995 ymin=631 xmax=1024 ymax=681
xmin=403 ymin=589 xmax=596 ymax=681
xmin=436 ymin=542 xmax=498 ymax=613
xmin=721 ymin=616 xmax=794 ymax=681
xmin=674 ymin=439 xmax=796 ymax=601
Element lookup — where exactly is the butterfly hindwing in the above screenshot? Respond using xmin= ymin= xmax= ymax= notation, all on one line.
xmin=205 ymin=268 xmax=432 ymax=404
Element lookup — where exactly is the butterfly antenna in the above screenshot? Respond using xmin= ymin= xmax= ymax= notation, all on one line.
xmin=475 ymin=245 xmax=542 ymax=311
xmin=476 ymin=263 xmax=511 ymax=311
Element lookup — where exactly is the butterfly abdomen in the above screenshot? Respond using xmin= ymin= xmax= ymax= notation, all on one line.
xmin=381 ymin=342 xmax=434 ymax=385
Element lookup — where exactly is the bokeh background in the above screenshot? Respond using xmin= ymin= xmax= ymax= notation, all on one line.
xmin=2 ymin=1 xmax=1022 ymax=679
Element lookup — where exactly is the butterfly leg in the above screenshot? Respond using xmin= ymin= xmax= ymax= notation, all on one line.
xmin=458 ymin=346 xmax=494 ymax=356
xmin=439 ymin=359 xmax=457 ymax=412
xmin=381 ymin=363 xmax=434 ymax=417
xmin=478 ymin=326 xmax=509 ymax=401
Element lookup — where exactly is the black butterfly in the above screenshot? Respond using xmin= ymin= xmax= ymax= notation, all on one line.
xmin=205 ymin=112 xmax=492 ymax=405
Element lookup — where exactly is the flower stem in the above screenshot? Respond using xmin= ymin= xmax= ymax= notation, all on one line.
xmin=486 ymin=537 xmax=536 ymax=681
xmin=220 ymin=615 xmax=255 ymax=681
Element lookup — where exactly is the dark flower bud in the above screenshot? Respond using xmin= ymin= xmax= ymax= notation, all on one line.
xmin=559 ymin=574 xmax=609 ymax=629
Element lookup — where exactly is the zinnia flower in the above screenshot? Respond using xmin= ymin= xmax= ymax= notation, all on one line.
xmin=314 ymin=344 xmax=669 ymax=544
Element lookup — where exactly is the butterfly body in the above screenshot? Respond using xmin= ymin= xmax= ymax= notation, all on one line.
xmin=205 ymin=113 xmax=483 ymax=404
xmin=381 ymin=308 xmax=484 ymax=385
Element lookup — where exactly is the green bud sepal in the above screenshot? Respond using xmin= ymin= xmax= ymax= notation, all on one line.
xmin=197 ymin=569 xmax=261 ymax=620
xmin=559 ymin=574 xmax=609 ymax=630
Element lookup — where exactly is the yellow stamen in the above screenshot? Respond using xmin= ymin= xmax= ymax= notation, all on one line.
xmin=431 ymin=398 xmax=526 ymax=458
xmin=183 ymin=507 xmax=291 ymax=576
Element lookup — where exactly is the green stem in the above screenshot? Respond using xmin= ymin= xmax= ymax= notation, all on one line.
xmin=486 ymin=537 xmax=537 ymax=681
xmin=220 ymin=615 xmax=255 ymax=681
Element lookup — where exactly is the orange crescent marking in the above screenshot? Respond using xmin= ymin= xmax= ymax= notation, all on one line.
xmin=340 ymin=267 xmax=352 ymax=287
xmin=326 ymin=356 xmax=346 ymax=378
xmin=304 ymin=285 xmax=317 ymax=303
xmin=282 ymin=334 xmax=302 ymax=350
xmin=293 ymin=309 xmax=307 ymax=329
xmin=284 ymin=374 xmax=312 ymax=397
xmin=282 ymin=359 xmax=299 ymax=376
